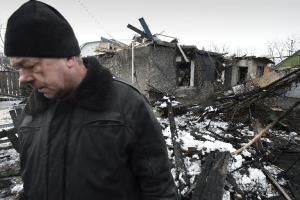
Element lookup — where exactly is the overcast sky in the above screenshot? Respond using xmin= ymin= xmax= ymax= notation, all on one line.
xmin=1 ymin=0 xmax=300 ymax=56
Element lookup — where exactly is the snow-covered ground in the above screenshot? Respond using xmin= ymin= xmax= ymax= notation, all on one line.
xmin=0 ymin=99 xmax=298 ymax=199
xmin=0 ymin=100 xmax=23 ymax=199
xmin=155 ymin=101 xmax=297 ymax=199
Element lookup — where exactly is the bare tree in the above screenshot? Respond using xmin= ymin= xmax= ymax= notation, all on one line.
xmin=232 ymin=48 xmax=251 ymax=57
xmin=266 ymin=35 xmax=300 ymax=64
xmin=207 ymin=42 xmax=230 ymax=54
xmin=284 ymin=36 xmax=297 ymax=56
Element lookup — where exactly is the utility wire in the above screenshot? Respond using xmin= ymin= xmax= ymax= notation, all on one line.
xmin=76 ymin=0 xmax=115 ymax=40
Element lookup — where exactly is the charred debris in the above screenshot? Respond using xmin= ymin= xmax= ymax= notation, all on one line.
xmin=118 ymin=18 xmax=300 ymax=200
xmin=154 ymin=66 xmax=300 ymax=199
xmin=1 ymin=18 xmax=300 ymax=200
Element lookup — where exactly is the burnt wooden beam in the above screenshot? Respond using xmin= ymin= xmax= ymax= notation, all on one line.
xmin=191 ymin=151 xmax=231 ymax=200
xmin=0 ymin=129 xmax=19 ymax=152
xmin=214 ymin=67 xmax=300 ymax=117
xmin=176 ymin=43 xmax=189 ymax=63
xmin=9 ymin=110 xmax=18 ymax=128
xmin=0 ymin=155 xmax=10 ymax=160
xmin=138 ymin=17 xmax=153 ymax=40
xmin=261 ymin=168 xmax=293 ymax=200
xmin=127 ymin=24 xmax=149 ymax=39
xmin=0 ymin=128 xmax=15 ymax=139
xmin=167 ymin=100 xmax=190 ymax=196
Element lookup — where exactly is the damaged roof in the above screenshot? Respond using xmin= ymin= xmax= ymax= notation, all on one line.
xmin=232 ymin=56 xmax=274 ymax=64
xmin=274 ymin=50 xmax=300 ymax=71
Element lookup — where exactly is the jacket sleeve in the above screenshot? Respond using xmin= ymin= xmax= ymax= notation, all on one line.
xmin=125 ymin=91 xmax=178 ymax=200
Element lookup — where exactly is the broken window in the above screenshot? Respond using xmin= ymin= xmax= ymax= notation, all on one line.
xmin=176 ymin=56 xmax=194 ymax=87
xmin=257 ymin=66 xmax=264 ymax=77
xmin=238 ymin=66 xmax=248 ymax=84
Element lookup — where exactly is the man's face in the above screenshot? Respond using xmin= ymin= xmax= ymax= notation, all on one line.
xmin=10 ymin=57 xmax=71 ymax=99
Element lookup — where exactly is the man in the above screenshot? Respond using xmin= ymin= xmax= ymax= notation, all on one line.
xmin=4 ymin=1 xmax=177 ymax=199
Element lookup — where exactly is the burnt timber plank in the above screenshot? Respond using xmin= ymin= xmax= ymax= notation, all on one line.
xmin=0 ymin=128 xmax=15 ymax=139
xmin=1 ymin=129 xmax=19 ymax=153
xmin=192 ymin=151 xmax=230 ymax=200
xmin=9 ymin=110 xmax=20 ymax=153
xmin=138 ymin=17 xmax=153 ymax=40
xmin=167 ymin=100 xmax=190 ymax=192
xmin=127 ymin=24 xmax=149 ymax=39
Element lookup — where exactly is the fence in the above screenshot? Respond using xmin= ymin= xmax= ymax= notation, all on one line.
xmin=0 ymin=70 xmax=20 ymax=97
xmin=0 ymin=108 xmax=22 ymax=152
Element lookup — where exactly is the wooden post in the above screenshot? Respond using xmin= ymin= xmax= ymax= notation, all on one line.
xmin=8 ymin=72 xmax=12 ymax=96
xmin=0 ymin=72 xmax=4 ymax=93
xmin=12 ymin=72 xmax=17 ymax=95
xmin=167 ymin=100 xmax=190 ymax=194
xmin=190 ymin=61 xmax=195 ymax=87
xmin=6 ymin=110 xmax=20 ymax=153
xmin=176 ymin=43 xmax=189 ymax=63
xmin=15 ymin=72 xmax=20 ymax=96
xmin=3 ymin=72 xmax=8 ymax=94
xmin=192 ymin=151 xmax=231 ymax=200
xmin=262 ymin=168 xmax=292 ymax=200
xmin=1 ymin=129 xmax=19 ymax=153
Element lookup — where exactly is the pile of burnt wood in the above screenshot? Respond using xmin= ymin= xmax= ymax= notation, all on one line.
xmin=165 ymin=101 xmax=300 ymax=200
xmin=1 ymin=67 xmax=300 ymax=199
xmin=161 ymin=68 xmax=300 ymax=200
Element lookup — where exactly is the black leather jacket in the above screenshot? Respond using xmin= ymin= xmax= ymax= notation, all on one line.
xmin=18 ymin=57 xmax=177 ymax=200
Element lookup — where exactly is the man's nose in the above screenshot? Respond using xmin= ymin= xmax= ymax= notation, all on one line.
xmin=18 ymin=69 xmax=34 ymax=85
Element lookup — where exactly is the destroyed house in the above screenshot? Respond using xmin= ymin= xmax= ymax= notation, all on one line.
xmin=95 ymin=43 xmax=224 ymax=104
xmin=224 ymin=56 xmax=274 ymax=88
xmin=80 ymin=38 xmax=126 ymax=57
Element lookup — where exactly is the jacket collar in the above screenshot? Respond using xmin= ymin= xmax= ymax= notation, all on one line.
xmin=24 ymin=56 xmax=113 ymax=115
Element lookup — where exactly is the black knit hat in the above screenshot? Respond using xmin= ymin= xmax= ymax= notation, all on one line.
xmin=4 ymin=0 xmax=80 ymax=57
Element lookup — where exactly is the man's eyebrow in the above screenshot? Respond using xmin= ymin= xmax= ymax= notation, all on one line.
xmin=11 ymin=60 xmax=25 ymax=69
xmin=12 ymin=59 xmax=38 ymax=68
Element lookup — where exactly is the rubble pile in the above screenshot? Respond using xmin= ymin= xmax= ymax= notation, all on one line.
xmin=1 ymin=65 xmax=300 ymax=199
xmin=0 ymin=104 xmax=22 ymax=200
xmin=156 ymin=98 xmax=300 ymax=200
xmin=0 ymin=148 xmax=21 ymax=199
xmin=153 ymin=67 xmax=300 ymax=199
xmin=213 ymin=67 xmax=300 ymax=118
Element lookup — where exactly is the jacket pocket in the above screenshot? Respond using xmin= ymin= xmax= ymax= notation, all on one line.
xmin=82 ymin=119 xmax=131 ymax=162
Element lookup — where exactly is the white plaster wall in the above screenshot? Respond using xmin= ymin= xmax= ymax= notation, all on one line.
xmin=231 ymin=65 xmax=239 ymax=85
xmin=247 ymin=60 xmax=257 ymax=79
xmin=81 ymin=42 xmax=101 ymax=57
xmin=231 ymin=59 xmax=270 ymax=87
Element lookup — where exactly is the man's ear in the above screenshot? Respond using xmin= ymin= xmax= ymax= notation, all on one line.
xmin=66 ymin=56 xmax=76 ymax=68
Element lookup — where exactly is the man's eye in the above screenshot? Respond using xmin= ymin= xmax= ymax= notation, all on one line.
xmin=23 ymin=65 xmax=34 ymax=70
xmin=12 ymin=65 xmax=21 ymax=70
